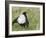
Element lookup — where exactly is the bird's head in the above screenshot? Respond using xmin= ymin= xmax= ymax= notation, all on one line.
xmin=23 ymin=12 xmax=26 ymax=15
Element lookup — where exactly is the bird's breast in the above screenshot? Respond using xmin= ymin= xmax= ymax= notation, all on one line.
xmin=17 ymin=15 xmax=26 ymax=24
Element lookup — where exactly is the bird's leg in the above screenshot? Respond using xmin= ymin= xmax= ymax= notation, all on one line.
xmin=25 ymin=24 xmax=28 ymax=30
xmin=23 ymin=24 xmax=25 ymax=28
xmin=21 ymin=24 xmax=25 ymax=30
xmin=27 ymin=24 xmax=28 ymax=28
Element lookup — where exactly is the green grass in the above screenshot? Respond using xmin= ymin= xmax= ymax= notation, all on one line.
xmin=12 ymin=7 xmax=40 ymax=31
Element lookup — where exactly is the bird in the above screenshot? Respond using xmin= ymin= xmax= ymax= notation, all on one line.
xmin=12 ymin=12 xmax=29 ymax=28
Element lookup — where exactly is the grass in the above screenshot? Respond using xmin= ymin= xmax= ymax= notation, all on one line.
xmin=12 ymin=7 xmax=40 ymax=31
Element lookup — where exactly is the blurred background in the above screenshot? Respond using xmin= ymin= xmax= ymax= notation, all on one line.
xmin=12 ymin=7 xmax=40 ymax=31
